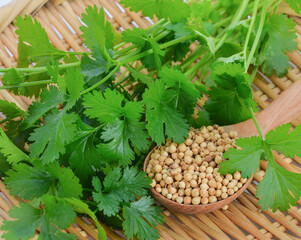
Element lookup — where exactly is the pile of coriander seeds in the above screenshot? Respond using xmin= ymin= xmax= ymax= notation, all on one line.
xmin=146 ymin=125 xmax=247 ymax=206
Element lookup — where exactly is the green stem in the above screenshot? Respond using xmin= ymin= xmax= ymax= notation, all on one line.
xmin=0 ymin=80 xmax=53 ymax=90
xmin=243 ymin=0 xmax=260 ymax=68
xmin=80 ymin=64 xmax=121 ymax=95
xmin=0 ymin=61 xmax=80 ymax=73
xmin=250 ymin=108 xmax=265 ymax=140
xmin=246 ymin=0 xmax=269 ymax=70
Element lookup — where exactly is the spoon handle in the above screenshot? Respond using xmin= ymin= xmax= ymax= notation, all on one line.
xmin=230 ymin=79 xmax=301 ymax=137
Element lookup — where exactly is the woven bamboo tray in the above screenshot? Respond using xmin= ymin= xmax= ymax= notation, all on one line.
xmin=0 ymin=1 xmax=301 ymax=239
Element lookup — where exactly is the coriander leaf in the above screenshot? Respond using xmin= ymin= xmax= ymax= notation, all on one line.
xmin=0 ymin=128 xmax=29 ymax=164
xmin=256 ymin=162 xmax=301 ymax=211
xmin=143 ymin=81 xmax=189 ymax=144
xmin=67 ymin=124 xmax=100 ymax=181
xmin=81 ymin=6 xmax=114 ymax=62
xmin=92 ymin=177 xmax=119 ymax=216
xmin=5 ymin=163 xmax=54 ymax=200
xmin=2 ymin=199 xmax=77 ymax=240
xmin=123 ymin=196 xmax=164 ymax=240
xmin=258 ymin=14 xmax=297 ymax=76
xmin=121 ymin=0 xmax=190 ymax=22
xmin=23 ymin=86 xmax=67 ymax=129
xmin=45 ymin=163 xmax=83 ymax=198
xmin=29 ymin=110 xmax=78 ymax=164
xmin=0 ymin=100 xmax=25 ymax=118
xmin=128 ymin=67 xmax=154 ymax=85
xmin=122 ymin=28 xmax=147 ymax=46
xmin=203 ymin=63 xmax=253 ymax=125
xmin=2 ymin=203 xmax=43 ymax=240
xmin=64 ymin=67 xmax=84 ymax=100
xmin=81 ymin=53 xmax=107 ymax=84
xmin=284 ymin=0 xmax=301 ymax=14
xmin=219 ymin=136 xmax=264 ymax=178
xmin=83 ymin=89 xmax=149 ymax=165
xmin=5 ymin=162 xmax=82 ymax=200
xmin=47 ymin=62 xmax=66 ymax=93
xmin=265 ymin=124 xmax=301 ymax=158
xmin=15 ymin=15 xmax=65 ymax=66
xmin=159 ymin=66 xmax=200 ymax=119
xmin=92 ymin=167 xmax=151 ymax=216
xmin=0 ymin=154 xmax=10 ymax=176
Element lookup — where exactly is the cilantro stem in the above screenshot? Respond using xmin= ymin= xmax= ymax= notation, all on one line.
xmin=245 ymin=0 xmax=269 ymax=70
xmin=250 ymin=107 xmax=265 ymax=140
xmin=243 ymin=0 xmax=260 ymax=68
xmin=80 ymin=64 xmax=121 ymax=95
xmin=0 ymin=79 xmax=53 ymax=89
xmin=0 ymin=61 xmax=80 ymax=73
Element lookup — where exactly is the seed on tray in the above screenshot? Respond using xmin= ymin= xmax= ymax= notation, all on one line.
xmin=147 ymin=125 xmax=247 ymax=205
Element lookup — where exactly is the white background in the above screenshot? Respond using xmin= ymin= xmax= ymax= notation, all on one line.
xmin=0 ymin=0 xmax=13 ymax=8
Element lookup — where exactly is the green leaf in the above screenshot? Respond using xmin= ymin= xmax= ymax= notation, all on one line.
xmin=284 ymin=0 xmax=301 ymax=14
xmin=2 ymin=199 xmax=77 ymax=240
xmin=83 ymin=89 xmax=149 ymax=165
xmin=67 ymin=123 xmax=100 ymax=181
xmin=256 ymin=162 xmax=301 ymax=211
xmin=259 ymin=14 xmax=297 ymax=76
xmin=0 ymin=100 xmax=25 ymax=119
xmin=120 ymin=0 xmax=191 ymax=22
xmin=5 ymin=162 xmax=83 ymax=200
xmin=265 ymin=124 xmax=301 ymax=158
xmin=92 ymin=167 xmax=151 ymax=217
xmin=23 ymin=86 xmax=67 ymax=129
xmin=81 ymin=6 xmax=114 ymax=62
xmin=81 ymin=53 xmax=107 ymax=84
xmin=64 ymin=67 xmax=84 ymax=100
xmin=0 ymin=128 xmax=29 ymax=164
xmin=203 ymin=63 xmax=253 ymax=125
xmin=159 ymin=66 xmax=200 ymax=119
xmin=0 ymin=154 xmax=10 ymax=177
xmin=5 ymin=163 xmax=54 ymax=200
xmin=123 ymin=196 xmax=164 ymax=240
xmin=219 ymin=136 xmax=264 ymax=178
xmin=29 ymin=110 xmax=78 ymax=164
xmin=15 ymin=15 xmax=65 ymax=66
xmin=143 ymin=81 xmax=189 ymax=144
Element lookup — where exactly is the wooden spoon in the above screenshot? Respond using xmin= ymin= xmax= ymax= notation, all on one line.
xmin=144 ymin=80 xmax=301 ymax=214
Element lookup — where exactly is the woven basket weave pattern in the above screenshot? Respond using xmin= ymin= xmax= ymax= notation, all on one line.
xmin=0 ymin=1 xmax=301 ymax=239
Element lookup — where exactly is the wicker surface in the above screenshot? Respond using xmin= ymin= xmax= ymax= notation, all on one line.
xmin=0 ymin=1 xmax=301 ymax=239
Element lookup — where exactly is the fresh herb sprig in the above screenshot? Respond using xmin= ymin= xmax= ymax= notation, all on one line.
xmin=0 ymin=0 xmax=301 ymax=239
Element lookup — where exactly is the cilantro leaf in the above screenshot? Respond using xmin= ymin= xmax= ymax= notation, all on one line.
xmin=64 ymin=67 xmax=84 ymax=100
xmin=92 ymin=167 xmax=151 ymax=216
xmin=0 ymin=154 xmax=10 ymax=176
xmin=2 ymin=198 xmax=77 ymax=240
xmin=159 ymin=66 xmax=200 ymax=119
xmin=265 ymin=124 xmax=301 ymax=158
xmin=0 ymin=100 xmax=25 ymax=119
xmin=81 ymin=6 xmax=114 ymax=62
xmin=5 ymin=163 xmax=54 ymax=200
xmin=67 ymin=123 xmax=101 ymax=181
xmin=0 ymin=128 xmax=29 ymax=164
xmin=143 ymin=81 xmax=189 ymax=144
xmin=120 ymin=0 xmax=191 ymax=22
xmin=219 ymin=136 xmax=264 ymax=178
xmin=258 ymin=14 xmax=297 ymax=76
xmin=83 ymin=89 xmax=149 ymax=165
xmin=122 ymin=28 xmax=165 ymax=70
xmin=81 ymin=53 xmax=107 ymax=84
xmin=15 ymin=15 xmax=65 ymax=66
xmin=284 ymin=0 xmax=301 ymax=14
xmin=123 ymin=196 xmax=164 ymax=240
xmin=203 ymin=63 xmax=253 ymax=125
xmin=5 ymin=162 xmax=83 ymax=200
xmin=23 ymin=86 xmax=67 ymax=129
xmin=256 ymin=162 xmax=301 ymax=211
xmin=29 ymin=110 xmax=78 ymax=164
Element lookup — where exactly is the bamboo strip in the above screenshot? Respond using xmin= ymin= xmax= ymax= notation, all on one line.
xmin=0 ymin=208 xmax=12 ymax=221
xmin=0 ymin=195 xmax=12 ymax=213
xmin=156 ymin=225 xmax=176 ymax=240
xmin=0 ymin=181 xmax=20 ymax=207
xmin=66 ymin=224 xmax=88 ymax=240
xmin=163 ymin=216 xmax=193 ymax=240
xmin=233 ymin=202 xmax=293 ymax=240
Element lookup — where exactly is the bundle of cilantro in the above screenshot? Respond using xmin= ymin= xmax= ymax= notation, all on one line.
xmin=0 ymin=0 xmax=301 ymax=239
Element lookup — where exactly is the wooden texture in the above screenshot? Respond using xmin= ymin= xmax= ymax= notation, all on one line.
xmin=0 ymin=1 xmax=300 ymax=240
